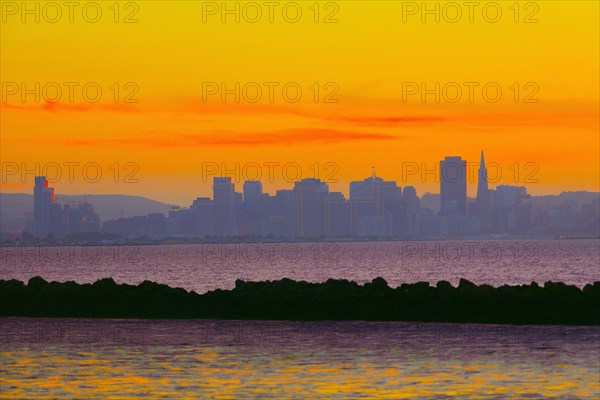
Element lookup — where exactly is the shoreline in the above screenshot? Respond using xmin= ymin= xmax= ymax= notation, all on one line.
xmin=3 ymin=236 xmax=599 ymax=247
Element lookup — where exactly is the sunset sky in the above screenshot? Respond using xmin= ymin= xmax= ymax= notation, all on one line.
xmin=1 ymin=1 xmax=598 ymax=205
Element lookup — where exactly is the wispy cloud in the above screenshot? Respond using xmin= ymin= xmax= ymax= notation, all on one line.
xmin=329 ymin=115 xmax=449 ymax=126
xmin=1 ymin=101 xmax=140 ymax=113
xmin=30 ymin=128 xmax=399 ymax=148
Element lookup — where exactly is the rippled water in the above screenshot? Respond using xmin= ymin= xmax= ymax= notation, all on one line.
xmin=2 ymin=240 xmax=599 ymax=397
xmin=1 ymin=239 xmax=598 ymax=292
xmin=1 ymin=318 xmax=598 ymax=398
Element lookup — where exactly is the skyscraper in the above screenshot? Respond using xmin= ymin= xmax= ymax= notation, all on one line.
xmin=213 ymin=177 xmax=237 ymax=236
xmin=243 ymin=180 xmax=263 ymax=205
xmin=190 ymin=197 xmax=214 ymax=237
xmin=294 ymin=178 xmax=328 ymax=238
xmin=494 ymin=185 xmax=529 ymax=233
xmin=440 ymin=156 xmax=467 ymax=216
xmin=349 ymin=170 xmax=399 ymax=236
xmin=349 ymin=176 xmax=378 ymax=233
xmin=476 ymin=151 xmax=489 ymax=198
xmin=33 ymin=176 xmax=54 ymax=237
xmin=349 ymin=169 xmax=400 ymax=209
xmin=275 ymin=189 xmax=297 ymax=237
xmin=402 ymin=186 xmax=420 ymax=235
xmin=476 ymin=150 xmax=492 ymax=230
xmin=324 ymin=192 xmax=351 ymax=237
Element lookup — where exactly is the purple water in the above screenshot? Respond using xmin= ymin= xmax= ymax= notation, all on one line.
xmin=1 ymin=318 xmax=598 ymax=398
xmin=1 ymin=239 xmax=598 ymax=293
xmin=2 ymin=240 xmax=599 ymax=398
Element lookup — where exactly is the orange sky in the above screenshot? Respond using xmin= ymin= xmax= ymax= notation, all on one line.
xmin=1 ymin=1 xmax=598 ymax=205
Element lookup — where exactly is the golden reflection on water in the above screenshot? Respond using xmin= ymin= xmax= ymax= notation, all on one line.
xmin=2 ymin=347 xmax=599 ymax=398
xmin=1 ymin=319 xmax=599 ymax=399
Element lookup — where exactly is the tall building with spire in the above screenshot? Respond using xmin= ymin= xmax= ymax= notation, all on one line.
xmin=476 ymin=150 xmax=493 ymax=231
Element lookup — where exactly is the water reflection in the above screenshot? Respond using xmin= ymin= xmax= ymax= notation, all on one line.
xmin=2 ymin=318 xmax=598 ymax=398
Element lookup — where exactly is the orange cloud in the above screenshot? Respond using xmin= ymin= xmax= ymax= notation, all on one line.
xmin=4 ymin=98 xmax=596 ymax=131
xmin=1 ymin=101 xmax=141 ymax=113
xmin=330 ymin=115 xmax=450 ymax=126
xmin=26 ymin=128 xmax=398 ymax=148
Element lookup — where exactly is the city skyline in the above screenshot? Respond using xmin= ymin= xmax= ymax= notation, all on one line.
xmin=2 ymin=2 xmax=599 ymax=398
xmin=2 ymin=153 xmax=597 ymax=207
xmin=20 ymin=151 xmax=600 ymax=240
xmin=2 ymin=2 xmax=599 ymax=205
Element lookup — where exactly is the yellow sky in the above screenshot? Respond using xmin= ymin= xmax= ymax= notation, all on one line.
xmin=1 ymin=1 xmax=598 ymax=204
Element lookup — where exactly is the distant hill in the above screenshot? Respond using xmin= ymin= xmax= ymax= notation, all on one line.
xmin=419 ymin=191 xmax=599 ymax=213
xmin=0 ymin=193 xmax=32 ymax=233
xmin=2 ymin=191 xmax=598 ymax=232
xmin=0 ymin=193 xmax=174 ymax=232
xmin=531 ymin=191 xmax=600 ymax=207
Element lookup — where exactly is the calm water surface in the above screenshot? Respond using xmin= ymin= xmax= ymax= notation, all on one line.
xmin=2 ymin=239 xmax=599 ymax=398
xmin=1 ymin=239 xmax=598 ymax=292
xmin=1 ymin=318 xmax=599 ymax=398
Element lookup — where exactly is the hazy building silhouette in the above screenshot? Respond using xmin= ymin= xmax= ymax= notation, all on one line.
xmin=33 ymin=176 xmax=54 ymax=237
xmin=401 ymin=186 xmax=420 ymax=235
xmin=49 ymin=202 xmax=65 ymax=238
xmin=356 ymin=214 xmax=393 ymax=237
xmin=66 ymin=204 xmax=81 ymax=235
xmin=261 ymin=216 xmax=288 ymax=237
xmin=234 ymin=192 xmax=243 ymax=230
xmin=22 ymin=151 xmax=598 ymax=241
xmin=243 ymin=180 xmax=263 ymax=205
xmin=294 ymin=178 xmax=328 ymax=238
xmin=349 ymin=175 xmax=377 ymax=200
xmin=440 ymin=156 xmax=467 ymax=216
xmin=275 ymin=189 xmax=297 ymax=237
xmin=165 ymin=206 xmax=195 ymax=237
xmin=493 ymin=185 xmax=531 ymax=233
xmin=32 ymin=179 xmax=101 ymax=238
xmin=350 ymin=170 xmax=399 ymax=236
xmin=324 ymin=192 xmax=351 ymax=237
xmin=213 ymin=177 xmax=237 ymax=236
xmin=350 ymin=170 xmax=400 ymax=207
xmin=147 ymin=213 xmax=166 ymax=236
xmin=103 ymin=217 xmax=130 ymax=237
xmin=581 ymin=198 xmax=600 ymax=223
xmin=476 ymin=150 xmax=493 ymax=231
xmin=239 ymin=183 xmax=271 ymax=236
xmin=190 ymin=197 xmax=213 ymax=237
xmin=77 ymin=202 xmax=101 ymax=233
